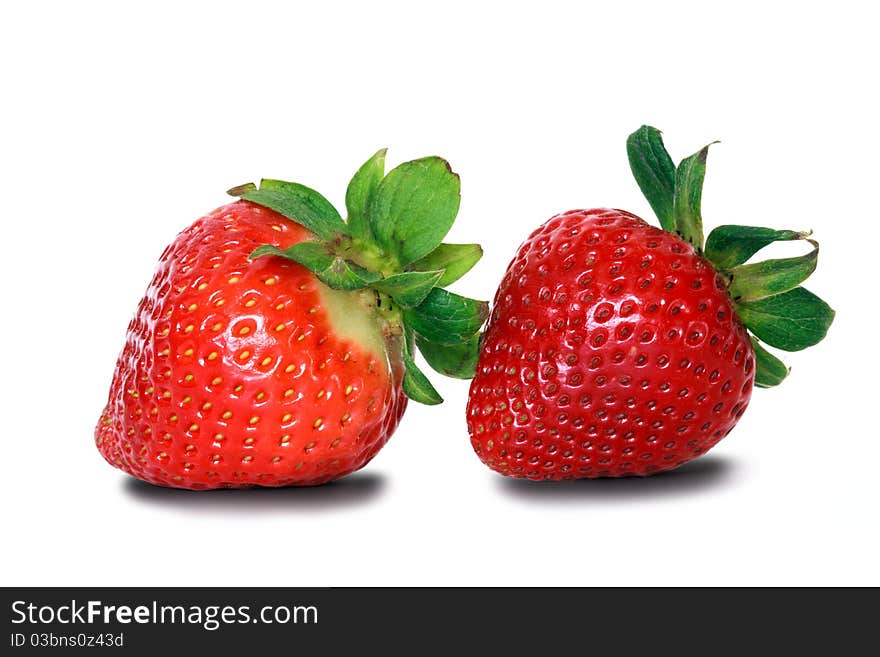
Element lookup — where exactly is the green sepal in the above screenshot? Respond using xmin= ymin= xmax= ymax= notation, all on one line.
xmin=403 ymin=288 xmax=489 ymax=345
xmin=345 ymin=148 xmax=386 ymax=244
xmin=401 ymin=327 xmax=443 ymax=405
xmin=672 ymin=142 xmax=716 ymax=252
xmin=728 ymin=241 xmax=819 ymax=302
xmin=250 ymin=243 xmax=380 ymax=291
xmin=231 ymin=179 xmax=348 ymax=242
xmin=735 ymin=286 xmax=835 ymax=352
xmin=417 ymin=333 xmax=480 ymax=379
xmin=368 ymin=156 xmax=461 ymax=265
xmin=750 ymin=337 xmax=790 ymax=388
xmin=410 ymin=243 xmax=483 ymax=286
xmin=705 ymin=225 xmax=811 ymax=270
xmin=372 ymin=270 xmax=444 ymax=308
xmin=627 ymin=125 xmax=676 ymax=232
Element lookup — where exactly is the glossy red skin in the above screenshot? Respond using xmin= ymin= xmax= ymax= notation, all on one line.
xmin=96 ymin=201 xmax=407 ymax=489
xmin=467 ymin=209 xmax=755 ymax=479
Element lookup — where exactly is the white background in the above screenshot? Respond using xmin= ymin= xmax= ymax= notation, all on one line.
xmin=1 ymin=1 xmax=877 ymax=586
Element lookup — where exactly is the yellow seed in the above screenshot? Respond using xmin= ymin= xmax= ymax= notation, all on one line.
xmin=207 ymin=351 xmax=218 ymax=361
xmin=211 ymin=323 xmax=223 ymax=331
xmin=158 ymin=451 xmax=168 ymax=459
xmin=275 ymin=323 xmax=285 ymax=332
xmin=185 ymin=444 xmax=195 ymax=452
xmin=187 ymin=303 xmax=197 ymax=312
xmin=183 ymin=462 xmax=192 ymax=470
xmin=184 ymin=324 xmax=194 ymax=334
xmin=295 ymin=462 xmax=304 ymax=470
xmin=172 ymin=475 xmax=182 ymax=482
xmin=343 ymin=352 xmax=351 ymax=361
xmin=160 ymin=348 xmax=170 ymax=356
xmin=184 ymin=374 xmax=194 ymax=382
xmin=248 ymin=416 xmax=260 ymax=425
xmin=275 ymin=303 xmax=285 ymax=310
xmin=284 ymin=388 xmax=295 ymax=398
xmin=282 ymin=413 xmax=292 ymax=423
xmin=285 ymin=364 xmax=295 ymax=373
xmin=244 ymin=437 xmax=254 ymax=446
xmin=201 ymin=402 xmax=212 ymax=411
xmin=280 ymin=435 xmax=291 ymax=446
xmin=255 ymin=391 xmax=265 ymax=401
xmin=188 ymin=424 xmax=198 ymax=432
xmin=317 ymin=390 xmax=325 ymax=399
xmin=211 ymin=377 xmax=222 ymax=386
xmin=272 ymin=456 xmax=281 ymax=463
xmin=183 ymin=348 xmax=194 ymax=357
xmin=271 ymin=225 xmax=282 ymax=232
xmin=260 ymin=356 xmax=272 ymax=366
xmin=265 ymin=277 xmax=276 ymax=286
xmin=228 ymin=276 xmax=240 ymax=284
xmin=211 ymin=454 xmax=221 ymax=463
xmin=169 ymin=414 xmax=178 ymax=423
xmin=308 ymin=307 xmax=317 ymax=314
xmin=215 ymin=299 xmax=225 ymax=307
xmin=233 ymin=384 xmax=243 ymax=393
xmin=221 ymin=411 xmax=232 ymax=420
xmin=145 ymin=386 xmax=154 ymax=395
xmin=297 ymin=334 xmax=305 ymax=341
xmin=182 ymin=396 xmax=191 ymax=404
xmin=313 ymin=418 xmax=323 ymax=429
xmin=213 ymin=433 xmax=224 ymax=442
xmin=238 ymin=350 xmax=250 ymax=361
xmin=304 ymin=441 xmax=316 ymax=451
xmin=330 ymin=438 xmax=341 ymax=448
xmin=341 ymin=412 xmax=350 ymax=422
xmin=245 ymin=299 xmax=256 ymax=307
xmin=197 ymin=282 xmax=208 ymax=290
xmin=238 ymin=326 xmax=251 ymax=335
xmin=242 ymin=455 xmax=253 ymax=463
xmin=159 ymin=328 xmax=170 ymax=336
xmin=344 ymin=385 xmax=353 ymax=396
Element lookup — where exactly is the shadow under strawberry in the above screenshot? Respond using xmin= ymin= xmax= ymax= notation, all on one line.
xmin=121 ymin=471 xmax=386 ymax=513
xmin=495 ymin=455 xmax=736 ymax=501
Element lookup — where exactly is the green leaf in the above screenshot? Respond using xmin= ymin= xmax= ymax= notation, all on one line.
xmin=750 ymin=337 xmax=790 ymax=388
xmin=705 ymin=225 xmax=811 ymax=270
xmin=250 ymin=242 xmax=380 ymax=291
xmin=345 ymin=148 xmax=386 ymax=244
xmin=626 ymin=125 xmax=676 ymax=232
xmin=234 ymin=179 xmax=348 ymax=242
xmin=373 ymin=270 xmax=444 ymax=308
xmin=672 ymin=142 xmax=716 ymax=251
xmin=368 ymin=156 xmax=461 ymax=265
xmin=403 ymin=288 xmax=488 ymax=345
xmin=401 ymin=328 xmax=443 ymax=405
xmin=417 ymin=333 xmax=480 ymax=379
xmin=728 ymin=241 xmax=819 ymax=302
xmin=410 ymin=243 xmax=483 ymax=286
xmin=735 ymin=286 xmax=835 ymax=352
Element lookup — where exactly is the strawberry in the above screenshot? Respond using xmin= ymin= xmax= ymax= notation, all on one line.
xmin=466 ymin=127 xmax=834 ymax=480
xmin=97 ymin=151 xmax=487 ymax=488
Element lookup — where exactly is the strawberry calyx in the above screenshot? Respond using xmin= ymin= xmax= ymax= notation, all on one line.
xmin=627 ymin=126 xmax=835 ymax=388
xmin=228 ymin=150 xmax=487 ymax=405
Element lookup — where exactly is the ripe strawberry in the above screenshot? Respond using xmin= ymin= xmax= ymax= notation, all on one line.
xmin=98 ymin=151 xmax=487 ymax=488
xmin=467 ymin=127 xmax=833 ymax=480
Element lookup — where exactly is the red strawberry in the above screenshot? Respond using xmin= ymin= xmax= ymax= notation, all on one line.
xmin=466 ymin=127 xmax=833 ymax=480
xmin=98 ymin=151 xmax=487 ymax=488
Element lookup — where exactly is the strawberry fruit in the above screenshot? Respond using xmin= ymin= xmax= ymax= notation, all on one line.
xmin=97 ymin=151 xmax=487 ymax=488
xmin=466 ymin=127 xmax=833 ymax=480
